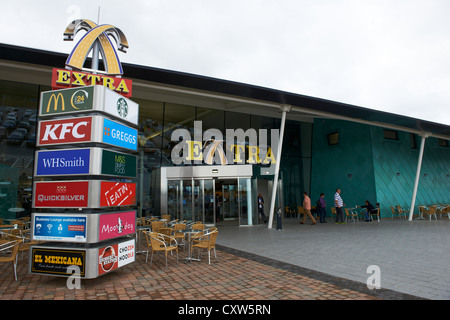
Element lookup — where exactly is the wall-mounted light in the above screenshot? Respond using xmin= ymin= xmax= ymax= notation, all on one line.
xmin=212 ymin=169 xmax=219 ymax=174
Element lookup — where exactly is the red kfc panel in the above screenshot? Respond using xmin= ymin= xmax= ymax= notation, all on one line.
xmin=38 ymin=117 xmax=92 ymax=145
xmin=34 ymin=181 xmax=89 ymax=208
xmin=100 ymin=182 xmax=136 ymax=207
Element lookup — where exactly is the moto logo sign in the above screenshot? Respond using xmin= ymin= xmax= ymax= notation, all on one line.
xmin=38 ymin=117 xmax=92 ymax=145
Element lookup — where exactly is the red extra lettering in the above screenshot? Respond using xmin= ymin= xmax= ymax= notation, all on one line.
xmin=38 ymin=117 xmax=92 ymax=145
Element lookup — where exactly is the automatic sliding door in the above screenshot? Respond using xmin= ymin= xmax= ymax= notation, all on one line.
xmin=204 ymin=179 xmax=214 ymax=225
xmin=181 ymin=179 xmax=193 ymax=221
xmin=167 ymin=180 xmax=180 ymax=219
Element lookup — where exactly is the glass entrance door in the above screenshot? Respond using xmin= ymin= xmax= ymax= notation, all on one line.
xmin=166 ymin=177 xmax=253 ymax=226
xmin=216 ymin=179 xmax=239 ymax=226
xmin=204 ymin=179 xmax=215 ymax=225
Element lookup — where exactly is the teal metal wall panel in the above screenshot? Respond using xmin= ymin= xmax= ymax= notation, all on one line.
xmin=311 ymin=119 xmax=377 ymax=218
xmin=312 ymin=119 xmax=450 ymax=219
xmin=370 ymin=127 xmax=450 ymax=216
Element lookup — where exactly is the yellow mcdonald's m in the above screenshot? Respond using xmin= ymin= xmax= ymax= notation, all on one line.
xmin=46 ymin=92 xmax=65 ymax=113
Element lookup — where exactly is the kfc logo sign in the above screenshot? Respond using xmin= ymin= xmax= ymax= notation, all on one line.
xmin=38 ymin=117 xmax=92 ymax=146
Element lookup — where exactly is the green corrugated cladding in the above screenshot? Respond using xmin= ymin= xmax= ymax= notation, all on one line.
xmin=311 ymin=119 xmax=450 ymax=219
xmin=311 ymin=119 xmax=377 ymax=218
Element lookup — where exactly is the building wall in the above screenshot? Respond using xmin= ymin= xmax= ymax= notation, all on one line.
xmin=312 ymin=119 xmax=450 ymax=219
xmin=311 ymin=119 xmax=377 ymax=217
xmin=370 ymin=126 xmax=450 ymax=215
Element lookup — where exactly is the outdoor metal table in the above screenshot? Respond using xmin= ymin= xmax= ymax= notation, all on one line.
xmin=135 ymin=226 xmax=151 ymax=254
xmin=181 ymin=230 xmax=201 ymax=263
xmin=417 ymin=206 xmax=426 ymax=220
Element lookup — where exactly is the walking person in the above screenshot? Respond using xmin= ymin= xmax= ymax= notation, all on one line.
xmin=317 ymin=193 xmax=327 ymax=223
xmin=334 ymin=188 xmax=345 ymax=224
xmin=257 ymin=193 xmax=267 ymax=223
xmin=300 ymin=192 xmax=316 ymax=225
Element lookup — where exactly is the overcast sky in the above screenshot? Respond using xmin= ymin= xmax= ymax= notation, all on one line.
xmin=2 ymin=0 xmax=450 ymax=126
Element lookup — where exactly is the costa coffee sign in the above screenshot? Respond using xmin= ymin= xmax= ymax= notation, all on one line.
xmin=37 ymin=115 xmax=138 ymax=151
xmin=33 ymin=180 xmax=136 ymax=208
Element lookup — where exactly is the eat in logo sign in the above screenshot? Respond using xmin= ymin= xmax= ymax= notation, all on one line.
xmin=38 ymin=117 xmax=92 ymax=145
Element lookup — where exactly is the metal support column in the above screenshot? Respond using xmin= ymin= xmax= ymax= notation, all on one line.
xmin=268 ymin=105 xmax=290 ymax=229
xmin=408 ymin=133 xmax=429 ymax=221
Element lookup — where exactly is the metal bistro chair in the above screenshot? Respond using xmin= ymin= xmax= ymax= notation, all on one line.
xmin=396 ymin=205 xmax=408 ymax=219
xmin=330 ymin=207 xmax=336 ymax=220
xmin=369 ymin=207 xmax=381 ymax=222
xmin=345 ymin=208 xmax=358 ymax=223
xmin=0 ymin=240 xmax=21 ymax=281
xmin=191 ymin=230 xmax=218 ymax=265
xmin=423 ymin=205 xmax=437 ymax=221
xmin=390 ymin=206 xmax=402 ymax=219
xmin=147 ymin=232 xmax=178 ymax=269
xmin=151 ymin=220 xmax=163 ymax=233
xmin=173 ymin=223 xmax=187 ymax=250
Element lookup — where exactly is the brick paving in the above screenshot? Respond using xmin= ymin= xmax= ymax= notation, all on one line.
xmin=0 ymin=242 xmax=382 ymax=301
xmin=0 ymin=219 xmax=434 ymax=301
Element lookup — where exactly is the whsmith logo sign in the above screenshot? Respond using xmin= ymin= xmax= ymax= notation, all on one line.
xmin=39 ymin=86 xmax=138 ymax=126
xmin=34 ymin=148 xmax=136 ymax=178
xmin=171 ymin=121 xmax=280 ymax=165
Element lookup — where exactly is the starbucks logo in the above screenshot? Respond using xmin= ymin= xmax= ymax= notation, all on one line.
xmin=117 ymin=98 xmax=128 ymax=118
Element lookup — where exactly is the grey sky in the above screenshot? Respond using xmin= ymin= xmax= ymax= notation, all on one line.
xmin=2 ymin=0 xmax=450 ymax=126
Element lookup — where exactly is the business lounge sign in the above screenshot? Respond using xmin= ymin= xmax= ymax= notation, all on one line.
xmin=33 ymin=214 xmax=87 ymax=242
xmin=33 ymin=180 xmax=136 ymax=208
xmin=32 ymin=211 xmax=136 ymax=243
xmin=37 ymin=115 xmax=138 ymax=151
xmin=39 ymin=85 xmax=138 ymax=126
xmin=35 ymin=147 xmax=136 ymax=178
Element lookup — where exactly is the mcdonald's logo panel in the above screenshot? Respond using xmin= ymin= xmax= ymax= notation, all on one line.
xmin=39 ymin=85 xmax=138 ymax=126
xmin=39 ymin=87 xmax=94 ymax=116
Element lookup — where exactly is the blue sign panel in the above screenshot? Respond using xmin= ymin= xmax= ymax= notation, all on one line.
xmin=36 ymin=148 xmax=91 ymax=176
xmin=102 ymin=118 xmax=137 ymax=151
xmin=33 ymin=214 xmax=87 ymax=242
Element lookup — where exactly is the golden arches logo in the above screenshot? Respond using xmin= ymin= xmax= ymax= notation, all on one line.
xmin=64 ymin=19 xmax=128 ymax=76
xmin=47 ymin=92 xmax=65 ymax=112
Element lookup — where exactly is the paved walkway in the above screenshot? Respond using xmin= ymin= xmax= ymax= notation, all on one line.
xmin=0 ymin=217 xmax=446 ymax=301
xmin=216 ymin=218 xmax=450 ymax=300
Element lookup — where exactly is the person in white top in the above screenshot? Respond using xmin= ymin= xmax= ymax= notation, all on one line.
xmin=334 ymin=188 xmax=345 ymax=224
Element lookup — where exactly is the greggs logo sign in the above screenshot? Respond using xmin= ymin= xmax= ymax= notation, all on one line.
xmin=52 ymin=68 xmax=132 ymax=98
